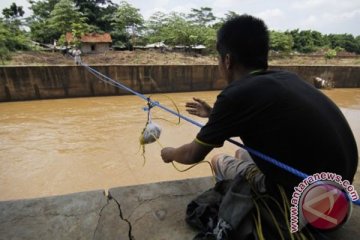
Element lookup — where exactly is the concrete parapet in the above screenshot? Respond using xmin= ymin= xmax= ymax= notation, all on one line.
xmin=0 ymin=65 xmax=359 ymax=102
xmin=0 ymin=177 xmax=359 ymax=239
xmin=0 ymin=177 xmax=212 ymax=240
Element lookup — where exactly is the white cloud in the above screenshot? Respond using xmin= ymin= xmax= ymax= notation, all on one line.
xmin=254 ymin=8 xmax=285 ymax=30
xmin=256 ymin=8 xmax=284 ymax=19
xmin=292 ymin=0 xmax=327 ymax=10
xmin=324 ymin=9 xmax=360 ymax=22
xmin=1 ymin=0 xmax=359 ymax=35
xmin=290 ymin=0 xmax=360 ymax=33
xmin=212 ymin=0 xmax=254 ymax=10
xmin=299 ymin=15 xmax=318 ymax=29
xmin=154 ymin=0 xmax=170 ymax=6
xmin=171 ymin=3 xmax=197 ymax=14
xmin=292 ymin=0 xmax=360 ymax=12
xmin=143 ymin=7 xmax=168 ymax=19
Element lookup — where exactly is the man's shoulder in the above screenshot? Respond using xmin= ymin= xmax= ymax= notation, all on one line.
xmin=223 ymin=70 xmax=292 ymax=92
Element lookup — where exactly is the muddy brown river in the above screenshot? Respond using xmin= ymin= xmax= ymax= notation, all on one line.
xmin=1 ymin=89 xmax=360 ymax=200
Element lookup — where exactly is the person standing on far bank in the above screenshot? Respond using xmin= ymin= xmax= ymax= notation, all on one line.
xmin=160 ymin=14 xmax=358 ymax=239
xmin=73 ymin=48 xmax=82 ymax=65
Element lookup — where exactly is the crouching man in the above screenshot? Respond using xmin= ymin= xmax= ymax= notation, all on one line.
xmin=161 ymin=15 xmax=357 ymax=240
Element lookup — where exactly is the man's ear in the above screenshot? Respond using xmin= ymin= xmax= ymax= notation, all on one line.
xmin=225 ymin=54 xmax=232 ymax=70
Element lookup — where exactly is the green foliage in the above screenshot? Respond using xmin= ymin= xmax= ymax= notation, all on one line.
xmin=49 ymin=0 xmax=87 ymax=36
xmin=224 ymin=11 xmax=240 ymax=21
xmin=289 ymin=29 xmax=317 ymax=53
xmin=112 ymin=1 xmax=143 ymax=46
xmin=1 ymin=0 xmax=359 ymax=55
xmin=29 ymin=0 xmax=60 ymax=20
xmin=74 ymin=0 xmax=117 ymax=32
xmin=270 ymin=31 xmax=293 ymax=52
xmin=327 ymin=34 xmax=359 ymax=53
xmin=188 ymin=7 xmax=216 ymax=26
xmin=324 ymin=49 xmax=337 ymax=61
xmin=146 ymin=11 xmax=167 ymax=33
xmin=334 ymin=46 xmax=345 ymax=52
xmin=287 ymin=29 xmax=360 ymax=54
xmin=144 ymin=11 xmax=216 ymax=50
xmin=0 ymin=43 xmax=11 ymax=64
xmin=28 ymin=0 xmax=61 ymax=43
xmin=112 ymin=1 xmax=143 ymax=31
xmin=2 ymin=2 xmax=25 ymax=19
xmin=0 ymin=17 xmax=31 ymax=63
xmin=29 ymin=19 xmax=61 ymax=43
xmin=57 ymin=34 xmax=66 ymax=45
xmin=71 ymin=22 xmax=91 ymax=47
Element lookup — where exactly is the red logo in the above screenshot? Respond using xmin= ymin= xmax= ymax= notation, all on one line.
xmin=301 ymin=184 xmax=350 ymax=230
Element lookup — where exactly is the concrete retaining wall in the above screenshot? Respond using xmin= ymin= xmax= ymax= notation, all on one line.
xmin=0 ymin=177 xmax=359 ymax=240
xmin=0 ymin=65 xmax=359 ymax=102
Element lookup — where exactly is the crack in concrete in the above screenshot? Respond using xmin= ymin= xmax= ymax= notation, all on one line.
xmin=92 ymin=198 xmax=110 ymax=240
xmin=131 ymin=209 xmax=154 ymax=227
xmin=110 ymin=196 xmax=134 ymax=240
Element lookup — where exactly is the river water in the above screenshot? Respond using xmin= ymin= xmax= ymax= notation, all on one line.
xmin=1 ymin=89 xmax=360 ymax=200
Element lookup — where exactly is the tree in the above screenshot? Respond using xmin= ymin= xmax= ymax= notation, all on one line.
xmin=356 ymin=36 xmax=360 ymax=54
xmin=212 ymin=11 xmax=239 ymax=33
xmin=0 ymin=43 xmax=11 ymax=64
xmin=49 ymin=0 xmax=87 ymax=36
xmin=2 ymin=2 xmax=26 ymax=34
xmin=0 ymin=18 xmax=30 ymax=63
xmin=29 ymin=0 xmax=60 ymax=20
xmin=188 ymin=7 xmax=216 ymax=26
xmin=145 ymin=12 xmax=216 ymax=50
xmin=289 ymin=29 xmax=317 ymax=53
xmin=224 ymin=11 xmax=239 ymax=21
xmin=112 ymin=1 xmax=144 ymax=47
xmin=327 ymin=34 xmax=359 ymax=53
xmin=270 ymin=31 xmax=294 ymax=52
xmin=2 ymin=2 xmax=25 ymax=19
xmin=146 ymin=11 xmax=168 ymax=33
xmin=74 ymin=0 xmax=117 ymax=32
xmin=70 ymin=22 xmax=91 ymax=46
xmin=310 ymin=30 xmax=328 ymax=47
xmin=0 ymin=25 xmax=11 ymax=64
xmin=28 ymin=0 xmax=61 ymax=43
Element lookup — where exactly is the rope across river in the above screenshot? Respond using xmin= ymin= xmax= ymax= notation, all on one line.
xmin=80 ymin=62 xmax=360 ymax=206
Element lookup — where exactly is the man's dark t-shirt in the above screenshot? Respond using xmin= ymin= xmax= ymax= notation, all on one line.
xmin=197 ymin=70 xmax=358 ymax=193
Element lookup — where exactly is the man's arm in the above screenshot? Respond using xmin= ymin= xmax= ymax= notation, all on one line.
xmin=161 ymin=140 xmax=213 ymax=165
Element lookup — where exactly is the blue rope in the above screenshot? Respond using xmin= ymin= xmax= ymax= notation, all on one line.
xmin=81 ymin=63 xmax=360 ymax=206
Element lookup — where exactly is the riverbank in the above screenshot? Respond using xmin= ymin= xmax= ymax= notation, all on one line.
xmin=1 ymin=65 xmax=360 ymax=102
xmin=3 ymin=51 xmax=360 ymax=66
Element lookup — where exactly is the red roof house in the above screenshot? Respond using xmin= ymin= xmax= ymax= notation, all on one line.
xmin=66 ymin=32 xmax=112 ymax=53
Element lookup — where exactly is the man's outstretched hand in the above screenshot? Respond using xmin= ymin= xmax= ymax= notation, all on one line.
xmin=185 ymin=97 xmax=212 ymax=118
xmin=161 ymin=147 xmax=175 ymax=163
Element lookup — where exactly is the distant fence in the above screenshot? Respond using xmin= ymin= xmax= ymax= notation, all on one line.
xmin=0 ymin=65 xmax=359 ymax=101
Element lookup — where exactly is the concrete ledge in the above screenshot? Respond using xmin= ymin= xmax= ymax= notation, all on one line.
xmin=0 ymin=177 xmax=359 ymax=239
xmin=0 ymin=177 xmax=213 ymax=240
xmin=0 ymin=190 xmax=108 ymax=240
xmin=108 ymin=177 xmax=213 ymax=240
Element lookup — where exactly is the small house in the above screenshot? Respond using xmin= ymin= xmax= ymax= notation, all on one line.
xmin=65 ymin=32 xmax=112 ymax=53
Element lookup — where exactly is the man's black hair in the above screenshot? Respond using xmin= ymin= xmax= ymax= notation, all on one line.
xmin=217 ymin=14 xmax=269 ymax=70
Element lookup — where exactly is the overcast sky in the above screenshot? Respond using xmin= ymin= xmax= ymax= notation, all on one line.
xmin=1 ymin=0 xmax=359 ymax=35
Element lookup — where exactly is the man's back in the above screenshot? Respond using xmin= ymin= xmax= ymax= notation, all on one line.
xmin=198 ymin=70 xmax=358 ymax=192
